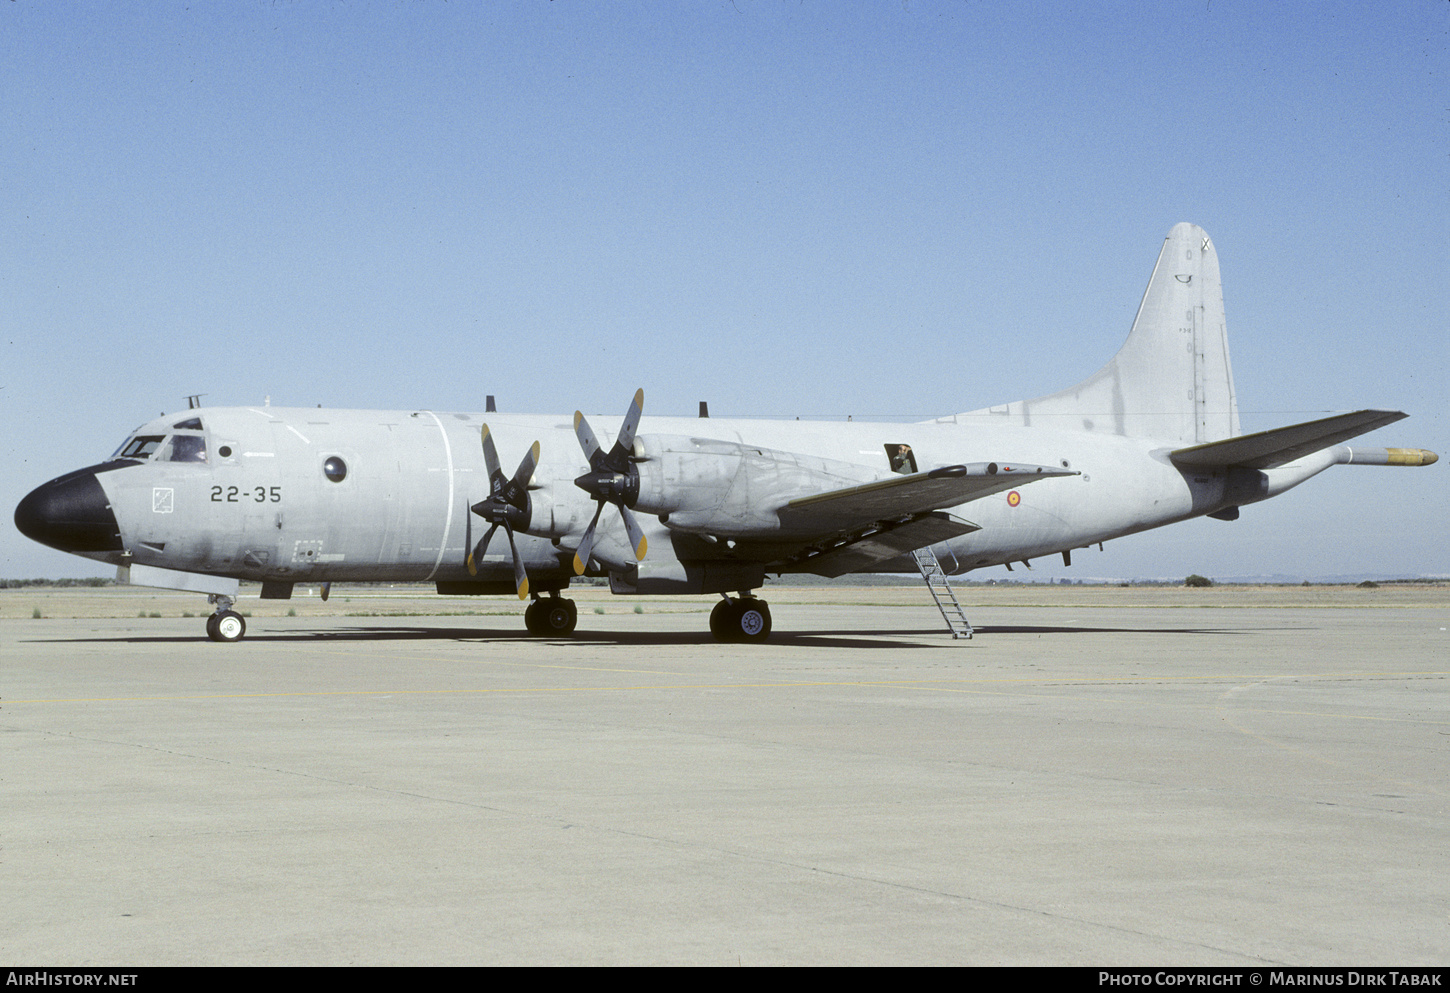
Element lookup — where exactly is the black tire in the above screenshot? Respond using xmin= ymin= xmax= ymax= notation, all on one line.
xmin=208 ymin=610 xmax=246 ymax=643
xmin=710 ymin=599 xmax=738 ymax=642
xmin=525 ymin=598 xmax=577 ymax=636
xmin=710 ymin=598 xmax=771 ymax=642
xmin=523 ymin=600 xmax=546 ymax=635
xmin=542 ymin=598 xmax=577 ymax=635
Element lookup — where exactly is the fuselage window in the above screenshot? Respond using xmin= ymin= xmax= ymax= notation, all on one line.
xmin=887 ymin=444 xmax=918 ymax=475
xmin=117 ymin=435 xmax=166 ymax=460
xmin=323 ymin=456 xmax=347 ymax=483
xmin=173 ymin=417 xmax=204 ymax=431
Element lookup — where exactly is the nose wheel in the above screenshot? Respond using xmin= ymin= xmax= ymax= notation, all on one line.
xmin=205 ymin=595 xmax=246 ymax=642
xmin=710 ymin=596 xmax=772 ymax=642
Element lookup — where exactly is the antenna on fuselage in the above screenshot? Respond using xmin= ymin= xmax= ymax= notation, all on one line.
xmin=486 ymin=395 xmax=496 ymax=413
xmin=185 ymin=394 xmax=206 ymax=410
xmin=699 ymin=401 xmax=709 ymax=418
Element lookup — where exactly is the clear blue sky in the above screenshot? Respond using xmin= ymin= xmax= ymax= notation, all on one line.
xmin=4 ymin=1 xmax=1445 ymax=581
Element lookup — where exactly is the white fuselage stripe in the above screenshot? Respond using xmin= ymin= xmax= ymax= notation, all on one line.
xmin=420 ymin=411 xmax=454 ymax=581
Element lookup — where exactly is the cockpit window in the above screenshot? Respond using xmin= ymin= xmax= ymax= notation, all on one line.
xmin=164 ymin=434 xmax=208 ymax=463
xmin=116 ymin=435 xmax=166 ymax=460
xmin=173 ymin=417 xmax=204 ymax=431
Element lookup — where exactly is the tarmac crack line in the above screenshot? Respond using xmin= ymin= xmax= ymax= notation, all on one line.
xmin=1215 ymin=678 xmax=1448 ymax=798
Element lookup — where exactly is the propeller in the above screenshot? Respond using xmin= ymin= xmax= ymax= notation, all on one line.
xmin=571 ymin=388 xmax=648 ymax=575
xmin=465 ymin=424 xmax=539 ymax=599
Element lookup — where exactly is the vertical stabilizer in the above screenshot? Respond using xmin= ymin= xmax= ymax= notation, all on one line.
xmin=960 ymin=223 xmax=1240 ymax=445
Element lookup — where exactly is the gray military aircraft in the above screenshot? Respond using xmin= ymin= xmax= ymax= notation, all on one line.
xmin=14 ymin=223 xmax=1437 ymax=642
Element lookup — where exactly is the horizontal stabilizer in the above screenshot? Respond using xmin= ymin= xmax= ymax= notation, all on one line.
xmin=1169 ymin=410 xmax=1407 ymax=470
xmin=779 ymin=461 xmax=1075 ymax=533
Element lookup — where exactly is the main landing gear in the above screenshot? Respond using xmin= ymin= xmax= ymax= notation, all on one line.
xmin=709 ymin=595 xmax=772 ymax=643
xmin=205 ymin=594 xmax=246 ymax=643
xmin=524 ymin=595 xmax=578 ymax=636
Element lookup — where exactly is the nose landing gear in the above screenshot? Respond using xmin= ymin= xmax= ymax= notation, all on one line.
xmin=205 ymin=594 xmax=246 ymax=642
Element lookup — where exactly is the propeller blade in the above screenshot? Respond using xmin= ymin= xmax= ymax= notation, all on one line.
xmin=467 ymin=523 xmax=499 ymax=576
xmin=463 ymin=503 xmax=472 ymax=571
xmin=507 ymin=440 xmax=540 ymax=504
xmin=574 ymin=410 xmax=602 ymax=467
xmin=572 ymin=501 xmax=606 ymax=575
xmin=481 ymin=424 xmax=502 ymax=485
xmin=618 ymin=504 xmax=648 ymax=562
xmin=611 ymin=388 xmax=645 ymax=464
xmin=503 ymin=522 xmax=529 ymax=599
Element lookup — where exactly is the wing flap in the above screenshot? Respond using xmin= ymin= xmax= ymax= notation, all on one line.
xmin=1169 ymin=410 xmax=1406 ymax=470
xmin=784 ymin=512 xmax=979 ymax=578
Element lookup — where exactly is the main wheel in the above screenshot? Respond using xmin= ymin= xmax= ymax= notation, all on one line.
xmin=525 ymin=598 xmax=577 ymax=636
xmin=208 ymin=610 xmax=246 ymax=643
xmin=710 ymin=598 xmax=772 ymax=642
xmin=541 ymin=598 xmax=577 ymax=635
xmin=736 ymin=599 xmax=771 ymax=642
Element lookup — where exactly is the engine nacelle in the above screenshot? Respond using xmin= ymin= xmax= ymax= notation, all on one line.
xmin=516 ymin=485 xmax=587 ymax=540
xmin=630 ymin=434 xmax=879 ymax=537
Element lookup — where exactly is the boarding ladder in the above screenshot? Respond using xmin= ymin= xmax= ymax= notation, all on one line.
xmin=912 ymin=546 xmax=973 ymax=639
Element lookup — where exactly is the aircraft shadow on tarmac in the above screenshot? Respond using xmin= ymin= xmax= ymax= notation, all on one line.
xmin=27 ymin=627 xmax=929 ymax=650
xmin=25 ymin=620 xmax=1299 ymax=650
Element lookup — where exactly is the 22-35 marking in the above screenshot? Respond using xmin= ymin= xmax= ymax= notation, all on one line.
xmin=211 ymin=486 xmax=282 ymax=503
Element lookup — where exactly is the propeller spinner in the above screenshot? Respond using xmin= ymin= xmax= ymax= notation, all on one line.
xmin=466 ymin=425 xmax=539 ymax=599
xmin=571 ymin=388 xmax=648 ymax=575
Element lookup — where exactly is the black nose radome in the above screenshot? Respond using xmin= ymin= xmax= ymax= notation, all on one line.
xmin=14 ymin=465 xmax=124 ymax=554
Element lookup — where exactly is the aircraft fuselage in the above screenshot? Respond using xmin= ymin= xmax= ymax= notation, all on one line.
xmin=30 ymin=404 xmax=1290 ymax=589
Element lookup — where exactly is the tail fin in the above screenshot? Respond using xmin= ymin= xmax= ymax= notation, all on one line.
xmin=960 ymin=223 xmax=1240 ymax=445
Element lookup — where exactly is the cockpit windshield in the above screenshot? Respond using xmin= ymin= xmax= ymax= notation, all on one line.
xmin=113 ymin=435 xmax=166 ymax=460
xmin=108 ymin=431 xmax=208 ymax=463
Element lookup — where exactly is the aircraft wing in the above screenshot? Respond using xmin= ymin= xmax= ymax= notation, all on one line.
xmin=756 ymin=462 xmax=1074 ymax=577
xmin=776 ymin=461 xmax=1076 ymax=534
xmin=1168 ymin=410 xmax=1407 ymax=470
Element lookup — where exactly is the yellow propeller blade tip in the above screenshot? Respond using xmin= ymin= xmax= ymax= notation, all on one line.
xmin=517 ymin=579 xmax=529 ymax=600
xmin=573 ymin=554 xmax=586 ymax=575
xmin=635 ymin=536 xmax=648 ymax=559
